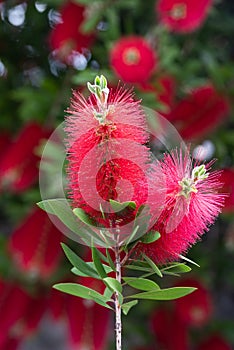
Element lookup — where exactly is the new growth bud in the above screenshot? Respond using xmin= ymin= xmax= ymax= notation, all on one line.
xmin=87 ymin=75 xmax=110 ymax=124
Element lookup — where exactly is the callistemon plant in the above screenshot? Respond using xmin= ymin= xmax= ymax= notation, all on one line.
xmin=38 ymin=75 xmax=225 ymax=350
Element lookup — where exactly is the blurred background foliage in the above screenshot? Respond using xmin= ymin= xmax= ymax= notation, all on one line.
xmin=0 ymin=0 xmax=234 ymax=349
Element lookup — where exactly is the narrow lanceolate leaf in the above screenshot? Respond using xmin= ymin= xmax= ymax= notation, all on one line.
xmin=106 ymin=249 xmax=116 ymax=272
xmin=36 ymin=199 xmax=105 ymax=246
xmin=123 ymin=277 xmax=160 ymax=291
xmin=123 ymin=225 xmax=139 ymax=247
xmin=61 ymin=243 xmax=99 ymax=279
xmin=73 ymin=208 xmax=96 ymax=226
xmin=122 ymin=300 xmax=138 ymax=315
xmin=103 ymin=277 xmax=123 ymax=294
xmin=125 ymin=265 xmax=152 ymax=272
xmin=53 ymin=283 xmax=113 ymax=310
xmin=92 ymin=247 xmax=107 ymax=279
xmin=103 ymin=286 xmax=114 ymax=300
xmin=71 ymin=263 xmax=113 ymax=278
xmin=161 ymin=263 xmax=191 ymax=275
xmin=127 ymin=287 xmax=197 ymax=301
xmin=140 ymin=231 xmax=161 ymax=244
xmin=143 ymin=254 xmax=163 ymax=278
xmin=109 ymin=199 xmax=136 ymax=212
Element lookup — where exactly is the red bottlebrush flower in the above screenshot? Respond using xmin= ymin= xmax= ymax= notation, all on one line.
xmin=219 ymin=169 xmax=234 ymax=213
xmin=110 ymin=36 xmax=157 ymax=83
xmin=156 ymin=0 xmax=213 ymax=33
xmin=0 ymin=132 xmax=10 ymax=160
xmin=174 ymin=278 xmax=212 ymax=327
xmin=0 ymin=281 xmax=30 ymax=348
xmin=49 ymin=1 xmax=94 ymax=62
xmin=137 ymin=148 xmax=225 ymax=264
xmin=21 ymin=294 xmax=48 ymax=335
xmin=49 ymin=288 xmax=66 ymax=320
xmin=138 ymin=75 xmax=176 ymax=115
xmin=8 ymin=207 xmax=64 ymax=279
xmin=0 ymin=122 xmax=49 ymax=193
xmin=3 ymin=337 xmax=22 ymax=350
xmin=150 ymin=306 xmax=188 ymax=350
xmin=197 ymin=334 xmax=232 ymax=350
xmin=167 ymin=85 xmax=230 ymax=140
xmin=65 ymin=76 xmax=165 ymax=232
xmin=65 ymin=277 xmax=110 ymax=350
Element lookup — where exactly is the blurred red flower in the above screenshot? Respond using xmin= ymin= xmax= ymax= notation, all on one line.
xmin=8 ymin=207 xmax=64 ymax=279
xmin=0 ymin=122 xmax=48 ymax=193
xmin=137 ymin=149 xmax=225 ymax=264
xmin=110 ymin=36 xmax=157 ymax=83
xmin=0 ymin=281 xmax=30 ymax=348
xmin=65 ymin=277 xmax=110 ymax=350
xmin=156 ymin=0 xmax=213 ymax=33
xmin=139 ymin=75 xmax=176 ymax=115
xmin=150 ymin=306 xmax=188 ymax=350
xmin=174 ymin=278 xmax=212 ymax=327
xmin=49 ymin=1 xmax=94 ymax=62
xmin=0 ymin=132 xmax=10 ymax=160
xmin=167 ymin=85 xmax=230 ymax=140
xmin=196 ymin=334 xmax=232 ymax=350
xmin=220 ymin=169 xmax=234 ymax=212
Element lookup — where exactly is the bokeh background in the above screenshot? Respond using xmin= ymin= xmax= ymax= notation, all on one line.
xmin=0 ymin=0 xmax=234 ymax=349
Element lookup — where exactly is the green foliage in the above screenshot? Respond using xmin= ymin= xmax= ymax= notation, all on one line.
xmin=122 ymin=300 xmax=138 ymax=315
xmin=123 ymin=277 xmax=160 ymax=291
xmin=53 ymin=283 xmax=113 ymax=309
xmin=127 ymin=287 xmax=197 ymax=301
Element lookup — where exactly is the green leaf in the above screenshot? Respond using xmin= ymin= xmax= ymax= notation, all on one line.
xmin=140 ymin=231 xmax=161 ymax=244
xmin=103 ymin=277 xmax=122 ymax=294
xmin=162 ymin=263 xmax=191 ymax=276
xmin=106 ymin=249 xmax=116 ymax=272
xmin=37 ymin=199 xmax=105 ymax=246
xmin=103 ymin=286 xmax=114 ymax=300
xmin=125 ymin=265 xmax=152 ymax=272
xmin=122 ymin=300 xmax=138 ymax=315
xmin=127 ymin=287 xmax=197 ymax=301
xmin=123 ymin=277 xmax=160 ymax=291
xmin=92 ymin=247 xmax=107 ymax=279
xmin=123 ymin=225 xmax=140 ymax=247
xmin=73 ymin=208 xmax=96 ymax=227
xmin=143 ymin=254 xmax=163 ymax=278
xmin=53 ymin=283 xmax=112 ymax=309
xmin=71 ymin=262 xmax=112 ymax=278
xmin=61 ymin=243 xmax=99 ymax=279
xmin=109 ymin=199 xmax=136 ymax=212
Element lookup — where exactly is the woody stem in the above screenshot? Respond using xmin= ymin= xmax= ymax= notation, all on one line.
xmin=115 ymin=243 xmax=122 ymax=350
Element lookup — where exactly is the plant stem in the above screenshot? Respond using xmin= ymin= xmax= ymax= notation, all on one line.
xmin=115 ymin=244 xmax=122 ymax=350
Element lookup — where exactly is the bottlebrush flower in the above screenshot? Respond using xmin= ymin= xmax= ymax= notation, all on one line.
xmin=137 ymin=148 xmax=225 ymax=264
xmin=167 ymin=85 xmax=230 ymax=140
xmin=0 ymin=281 xmax=30 ymax=348
xmin=8 ymin=207 xmax=64 ymax=279
xmin=65 ymin=75 xmax=165 ymax=230
xmin=65 ymin=277 xmax=110 ymax=350
xmin=138 ymin=74 xmax=176 ymax=115
xmin=174 ymin=278 xmax=212 ymax=327
xmin=156 ymin=0 xmax=213 ymax=33
xmin=150 ymin=306 xmax=188 ymax=350
xmin=0 ymin=122 xmax=49 ymax=193
xmin=219 ymin=169 xmax=234 ymax=213
xmin=110 ymin=36 xmax=157 ymax=83
xmin=197 ymin=334 xmax=232 ymax=350
xmin=49 ymin=1 xmax=94 ymax=62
